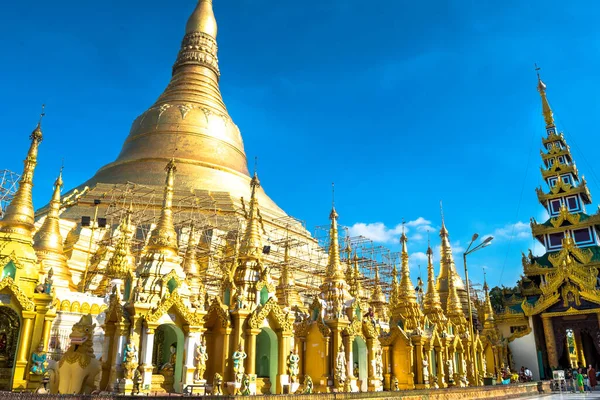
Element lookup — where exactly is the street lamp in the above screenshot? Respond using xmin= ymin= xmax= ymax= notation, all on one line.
xmin=463 ymin=233 xmax=493 ymax=386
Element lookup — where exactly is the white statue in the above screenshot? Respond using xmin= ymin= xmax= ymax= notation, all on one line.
xmin=374 ymin=348 xmax=383 ymax=379
xmin=422 ymin=355 xmax=429 ymax=384
xmin=335 ymin=344 xmax=347 ymax=385
xmin=446 ymin=359 xmax=454 ymax=382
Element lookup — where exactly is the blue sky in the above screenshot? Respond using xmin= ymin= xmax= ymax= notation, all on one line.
xmin=2 ymin=0 xmax=600 ymax=289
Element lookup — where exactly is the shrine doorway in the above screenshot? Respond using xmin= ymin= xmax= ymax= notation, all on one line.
xmin=256 ymin=327 xmax=278 ymax=394
xmin=151 ymin=324 xmax=184 ymax=393
xmin=580 ymin=330 xmax=600 ymax=369
xmin=352 ymin=337 xmax=367 ymax=391
xmin=0 ymin=306 xmax=19 ymax=391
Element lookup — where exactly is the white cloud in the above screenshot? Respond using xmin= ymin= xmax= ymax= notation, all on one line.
xmin=348 ymin=217 xmax=437 ymax=244
xmin=491 ymin=221 xmax=531 ymax=241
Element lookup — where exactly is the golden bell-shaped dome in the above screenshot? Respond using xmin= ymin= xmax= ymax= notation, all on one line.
xmin=80 ymin=1 xmax=284 ymax=216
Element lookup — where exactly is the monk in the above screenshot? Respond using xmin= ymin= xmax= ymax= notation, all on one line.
xmin=588 ymin=365 xmax=597 ymax=391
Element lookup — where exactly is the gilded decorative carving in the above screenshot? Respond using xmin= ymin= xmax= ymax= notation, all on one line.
xmin=521 ymin=292 xmax=560 ymax=316
xmin=204 ymin=297 xmax=231 ymax=329
xmin=247 ymin=297 xmax=292 ymax=334
xmin=549 ymin=204 xmax=581 ymax=228
xmin=0 ymin=253 xmax=25 ymax=271
xmin=145 ymin=290 xmax=203 ymax=326
xmin=0 ymin=277 xmax=34 ymax=311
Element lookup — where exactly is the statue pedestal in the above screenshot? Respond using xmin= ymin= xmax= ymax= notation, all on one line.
xmin=118 ymin=378 xmax=135 ymax=395
xmin=349 ymin=377 xmax=359 ymax=392
xmin=248 ymin=374 xmax=257 ymax=395
xmin=227 ymin=381 xmax=241 ymax=395
xmin=368 ymin=378 xmax=383 ymax=392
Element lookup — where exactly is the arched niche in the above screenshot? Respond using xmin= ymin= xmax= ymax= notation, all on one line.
xmin=256 ymin=327 xmax=278 ymax=394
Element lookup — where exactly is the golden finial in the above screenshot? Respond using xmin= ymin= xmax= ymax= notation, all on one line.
xmin=535 ymin=64 xmax=555 ymax=128
xmin=398 ymin=221 xmax=417 ymax=302
xmin=0 ymin=106 xmax=45 ymax=236
xmin=185 ymin=0 xmax=217 ymax=37
xmin=439 ymin=200 xmax=448 ymax=236
xmin=103 ymin=207 xmax=135 ymax=281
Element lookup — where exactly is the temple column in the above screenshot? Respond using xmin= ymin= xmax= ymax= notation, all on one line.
xmin=108 ymin=323 xmax=129 ymax=389
xmin=140 ymin=324 xmax=156 ymax=393
xmin=13 ymin=311 xmax=35 ymax=389
xmin=183 ymin=328 xmax=201 ymax=387
xmin=411 ymin=336 xmax=427 ymax=389
xmin=435 ymin=345 xmax=446 ymax=388
xmin=382 ymin=345 xmax=390 ymax=390
xmin=221 ymin=327 xmax=232 ymax=381
xmin=245 ymin=328 xmax=260 ymax=395
xmin=574 ymin=329 xmax=586 ymax=368
xmin=541 ymin=315 xmax=559 ymax=368
xmin=298 ymin=337 xmax=306 ymax=382
xmin=322 ymin=336 xmax=331 ymax=389
xmin=277 ymin=332 xmax=292 ymax=394
xmin=41 ymin=313 xmax=55 ymax=351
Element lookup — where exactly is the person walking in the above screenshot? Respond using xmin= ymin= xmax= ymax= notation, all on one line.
xmin=588 ymin=365 xmax=597 ymax=391
xmin=577 ymin=368 xmax=585 ymax=393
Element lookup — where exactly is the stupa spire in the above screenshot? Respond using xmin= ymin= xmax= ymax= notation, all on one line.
xmin=239 ymin=173 xmax=263 ymax=260
xmin=147 ymin=159 xmax=178 ymax=255
xmin=279 ymin=240 xmax=294 ymax=287
xmin=483 ymin=271 xmax=495 ymax=325
xmin=34 ymin=167 xmax=76 ymax=290
xmin=105 ymin=208 xmax=134 ymax=281
xmin=0 ymin=108 xmax=44 ymax=236
xmin=423 ymin=241 xmax=446 ymax=326
xmin=326 ymin=205 xmax=344 ymax=280
xmin=35 ymin=168 xmax=65 ymax=256
xmin=393 ymin=223 xmax=423 ymax=331
xmin=398 ymin=225 xmax=417 ymax=301
xmin=536 ymin=65 xmax=555 ymax=129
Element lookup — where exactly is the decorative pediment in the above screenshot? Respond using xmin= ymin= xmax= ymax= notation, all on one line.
xmin=204 ymin=297 xmax=231 ymax=329
xmin=379 ymin=325 xmax=411 ymax=346
xmin=247 ymin=297 xmax=292 ymax=334
xmin=145 ymin=290 xmax=202 ymax=326
xmin=0 ymin=253 xmax=25 ymax=270
xmin=549 ymin=204 xmax=581 ymax=228
xmin=522 ymin=292 xmax=560 ymax=316
xmin=0 ymin=277 xmax=34 ymax=311
xmin=105 ymin=293 xmax=128 ymax=324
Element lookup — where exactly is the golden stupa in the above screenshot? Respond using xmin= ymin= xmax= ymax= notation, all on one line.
xmin=73 ymin=0 xmax=284 ymax=217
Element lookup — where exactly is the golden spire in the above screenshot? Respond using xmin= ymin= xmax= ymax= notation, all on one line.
xmin=0 ymin=108 xmax=44 ymax=236
xmin=398 ymin=226 xmax=417 ymax=301
xmin=390 ymin=262 xmax=399 ymax=306
xmin=147 ymin=159 xmax=178 ymax=255
xmin=423 ymin=241 xmax=447 ymax=325
xmin=536 ymin=65 xmax=555 ymax=129
xmin=176 ymin=0 xmax=219 ymax=75
xmin=436 ymin=202 xmax=467 ymax=310
xmin=483 ymin=272 xmax=495 ymax=325
xmin=423 ymin=243 xmax=441 ymax=308
xmin=446 ymin=265 xmax=464 ymax=319
xmin=348 ymin=253 xmax=363 ymax=299
xmin=326 ymin=206 xmax=344 ymax=280
xmin=276 ymin=239 xmax=302 ymax=310
xmin=34 ymin=168 xmax=65 ymax=256
xmin=185 ymin=0 xmax=217 ymax=37
xmin=278 ymin=240 xmax=294 ymax=287
xmin=371 ymin=264 xmax=386 ymax=303
xmin=239 ymin=173 xmax=263 ymax=260
xmin=104 ymin=207 xmax=134 ymax=280
xmin=183 ymin=223 xmax=200 ymax=277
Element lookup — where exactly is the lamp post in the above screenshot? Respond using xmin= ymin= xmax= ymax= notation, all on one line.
xmin=463 ymin=234 xmax=493 ymax=386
